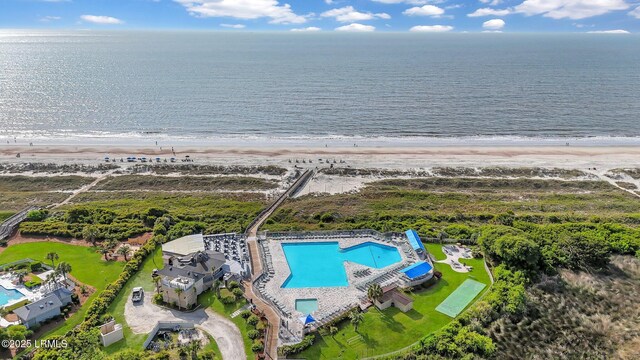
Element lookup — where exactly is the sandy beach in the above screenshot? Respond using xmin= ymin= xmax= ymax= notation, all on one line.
xmin=2 ymin=144 xmax=640 ymax=171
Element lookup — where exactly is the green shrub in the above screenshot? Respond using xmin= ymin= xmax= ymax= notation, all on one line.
xmin=278 ymin=335 xmax=315 ymax=357
xmin=227 ymin=281 xmax=239 ymax=290
xmin=240 ymin=310 xmax=252 ymax=319
xmin=232 ymin=287 xmax=244 ymax=299
xmin=251 ymin=342 xmax=264 ymax=353
xmin=247 ymin=329 xmax=261 ymax=339
xmin=246 ymin=315 xmax=259 ymax=326
xmin=220 ymin=295 xmax=235 ymax=305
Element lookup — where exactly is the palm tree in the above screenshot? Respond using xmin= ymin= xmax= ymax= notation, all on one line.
xmin=367 ymin=283 xmax=383 ymax=303
xmin=213 ymin=280 xmax=222 ymax=298
xmin=56 ymin=262 xmax=72 ymax=280
xmin=329 ymin=326 xmax=338 ymax=338
xmin=16 ymin=269 xmax=28 ymax=284
xmin=175 ymin=288 xmax=183 ymax=310
xmin=45 ymin=252 xmax=59 ymax=268
xmin=99 ymin=246 xmax=110 ymax=261
xmin=117 ymin=245 xmax=131 ymax=261
xmin=82 ymin=225 xmax=100 ymax=246
xmin=349 ymin=310 xmax=364 ymax=332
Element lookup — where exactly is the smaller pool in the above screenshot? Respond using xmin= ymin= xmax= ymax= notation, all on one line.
xmin=0 ymin=285 xmax=25 ymax=307
xmin=295 ymin=299 xmax=318 ymax=314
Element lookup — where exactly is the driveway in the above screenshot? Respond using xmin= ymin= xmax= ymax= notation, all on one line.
xmin=125 ymin=293 xmax=247 ymax=360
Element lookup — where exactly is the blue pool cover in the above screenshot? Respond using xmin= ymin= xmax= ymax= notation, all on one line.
xmin=402 ymin=261 xmax=433 ymax=279
xmin=406 ymin=229 xmax=425 ymax=252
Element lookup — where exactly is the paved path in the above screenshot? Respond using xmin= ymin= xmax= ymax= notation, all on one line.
xmin=124 ymin=293 xmax=246 ymax=360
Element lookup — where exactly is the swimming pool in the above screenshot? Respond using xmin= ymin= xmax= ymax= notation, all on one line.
xmin=295 ymin=299 xmax=319 ymax=314
xmin=0 ymin=285 xmax=26 ymax=307
xmin=281 ymin=241 xmax=401 ymax=288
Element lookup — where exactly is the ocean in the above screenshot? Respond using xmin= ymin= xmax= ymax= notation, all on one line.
xmin=1 ymin=30 xmax=639 ymax=147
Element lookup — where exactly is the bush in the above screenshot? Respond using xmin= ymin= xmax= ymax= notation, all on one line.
xmin=220 ymin=295 xmax=235 ymax=305
xmin=232 ymin=287 xmax=244 ymax=299
xmin=278 ymin=335 xmax=315 ymax=357
xmin=246 ymin=315 xmax=259 ymax=327
xmin=30 ymin=261 xmax=43 ymax=272
xmin=251 ymin=341 xmax=264 ymax=353
xmin=227 ymin=281 xmax=239 ymax=290
xmin=247 ymin=329 xmax=261 ymax=340
xmin=240 ymin=310 xmax=252 ymax=319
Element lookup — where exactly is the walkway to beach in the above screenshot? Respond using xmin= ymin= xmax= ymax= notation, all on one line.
xmin=53 ymin=169 xmax=117 ymax=208
xmin=243 ymin=169 xmax=313 ymax=359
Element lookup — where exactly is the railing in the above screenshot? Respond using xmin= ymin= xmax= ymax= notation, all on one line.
xmin=0 ymin=206 xmax=39 ymax=241
xmin=244 ymin=169 xmax=313 ymax=236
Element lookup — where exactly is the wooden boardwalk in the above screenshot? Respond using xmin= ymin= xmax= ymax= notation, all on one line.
xmin=0 ymin=206 xmax=39 ymax=241
xmin=243 ymin=169 xmax=314 ymax=359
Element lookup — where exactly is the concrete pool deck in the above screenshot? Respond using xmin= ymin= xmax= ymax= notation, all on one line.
xmin=257 ymin=233 xmax=417 ymax=341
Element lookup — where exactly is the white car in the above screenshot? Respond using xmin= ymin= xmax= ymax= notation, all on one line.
xmin=132 ymin=287 xmax=144 ymax=302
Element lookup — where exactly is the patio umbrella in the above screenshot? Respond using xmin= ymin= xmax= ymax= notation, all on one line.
xmin=299 ymin=314 xmax=315 ymax=325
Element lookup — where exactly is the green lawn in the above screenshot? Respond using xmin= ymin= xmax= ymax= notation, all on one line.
xmin=103 ymin=247 xmax=163 ymax=355
xmin=199 ymin=289 xmax=254 ymax=360
xmin=0 ymin=242 xmax=125 ymax=337
xmin=297 ymin=243 xmax=490 ymax=359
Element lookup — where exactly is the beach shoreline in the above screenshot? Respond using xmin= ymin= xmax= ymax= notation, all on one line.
xmin=2 ymin=144 xmax=640 ymax=171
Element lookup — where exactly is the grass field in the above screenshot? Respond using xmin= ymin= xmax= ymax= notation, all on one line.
xmin=94 ymin=175 xmax=279 ymax=192
xmin=0 ymin=242 xmax=125 ymax=336
xmin=199 ymin=290 xmax=254 ymax=360
xmin=298 ymin=243 xmax=490 ymax=359
xmin=435 ymin=279 xmax=486 ymax=317
xmin=104 ymin=247 xmax=164 ymax=355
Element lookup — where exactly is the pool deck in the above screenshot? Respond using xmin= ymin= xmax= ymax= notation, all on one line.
xmin=257 ymin=233 xmax=417 ymax=342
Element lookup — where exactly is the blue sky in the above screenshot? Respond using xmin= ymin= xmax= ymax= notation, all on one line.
xmin=1 ymin=0 xmax=639 ymax=33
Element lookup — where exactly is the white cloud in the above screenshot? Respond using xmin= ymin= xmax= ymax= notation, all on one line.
xmin=409 ymin=25 xmax=453 ymax=32
xmin=482 ymin=18 xmax=505 ymax=30
xmin=325 ymin=0 xmax=334 ymax=4
xmin=630 ymin=5 xmax=640 ymax=18
xmin=175 ymin=0 xmax=306 ymax=24
xmin=468 ymin=7 xmax=511 ymax=17
xmin=321 ymin=6 xmax=390 ymax=22
xmin=220 ymin=23 xmax=246 ymax=28
xmin=372 ymin=0 xmax=431 ymax=4
xmin=40 ymin=16 xmax=61 ymax=22
xmin=80 ymin=15 xmax=124 ymax=25
xmin=403 ymin=5 xmax=445 ymax=16
xmin=291 ymin=26 xmax=321 ymax=31
xmin=335 ymin=23 xmax=376 ymax=31
xmin=587 ymin=29 xmax=630 ymax=33
xmin=480 ymin=0 xmax=503 ymax=5
xmin=514 ymin=0 xmax=629 ymax=20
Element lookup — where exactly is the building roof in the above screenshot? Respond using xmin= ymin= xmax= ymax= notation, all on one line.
xmin=13 ymin=294 xmax=62 ymax=322
xmin=162 ymin=234 xmax=205 ymax=256
xmin=378 ymin=289 xmax=413 ymax=306
xmin=401 ymin=261 xmax=433 ymax=280
xmin=49 ymin=287 xmax=73 ymax=300
xmin=405 ymin=229 xmax=425 ymax=252
xmin=158 ymin=250 xmax=225 ymax=280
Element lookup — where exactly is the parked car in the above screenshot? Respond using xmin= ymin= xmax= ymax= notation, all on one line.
xmin=132 ymin=287 xmax=144 ymax=302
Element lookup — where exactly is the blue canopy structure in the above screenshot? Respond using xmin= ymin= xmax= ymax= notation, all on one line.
xmin=401 ymin=261 xmax=433 ymax=280
xmin=299 ymin=314 xmax=316 ymax=325
xmin=405 ymin=229 xmax=425 ymax=252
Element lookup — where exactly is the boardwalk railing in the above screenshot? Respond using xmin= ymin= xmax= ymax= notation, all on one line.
xmin=0 ymin=206 xmax=39 ymax=241
xmin=244 ymin=169 xmax=313 ymax=236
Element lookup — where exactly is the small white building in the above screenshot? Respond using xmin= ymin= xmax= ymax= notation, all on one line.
xmin=99 ymin=319 xmax=124 ymax=347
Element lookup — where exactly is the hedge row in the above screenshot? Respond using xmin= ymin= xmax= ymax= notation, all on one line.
xmin=278 ymin=335 xmax=315 ymax=357
xmin=80 ymin=232 xmax=167 ymax=329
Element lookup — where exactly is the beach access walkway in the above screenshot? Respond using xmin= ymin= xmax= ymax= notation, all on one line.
xmin=243 ymin=169 xmax=314 ymax=359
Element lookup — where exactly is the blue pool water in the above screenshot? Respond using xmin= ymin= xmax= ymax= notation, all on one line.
xmin=281 ymin=242 xmax=402 ymax=288
xmin=295 ymin=299 xmax=319 ymax=314
xmin=0 ymin=285 xmax=25 ymax=306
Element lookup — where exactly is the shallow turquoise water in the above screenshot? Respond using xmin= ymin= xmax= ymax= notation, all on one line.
xmin=295 ymin=298 xmax=319 ymax=314
xmin=281 ymin=241 xmax=401 ymax=288
xmin=0 ymin=285 xmax=25 ymax=306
